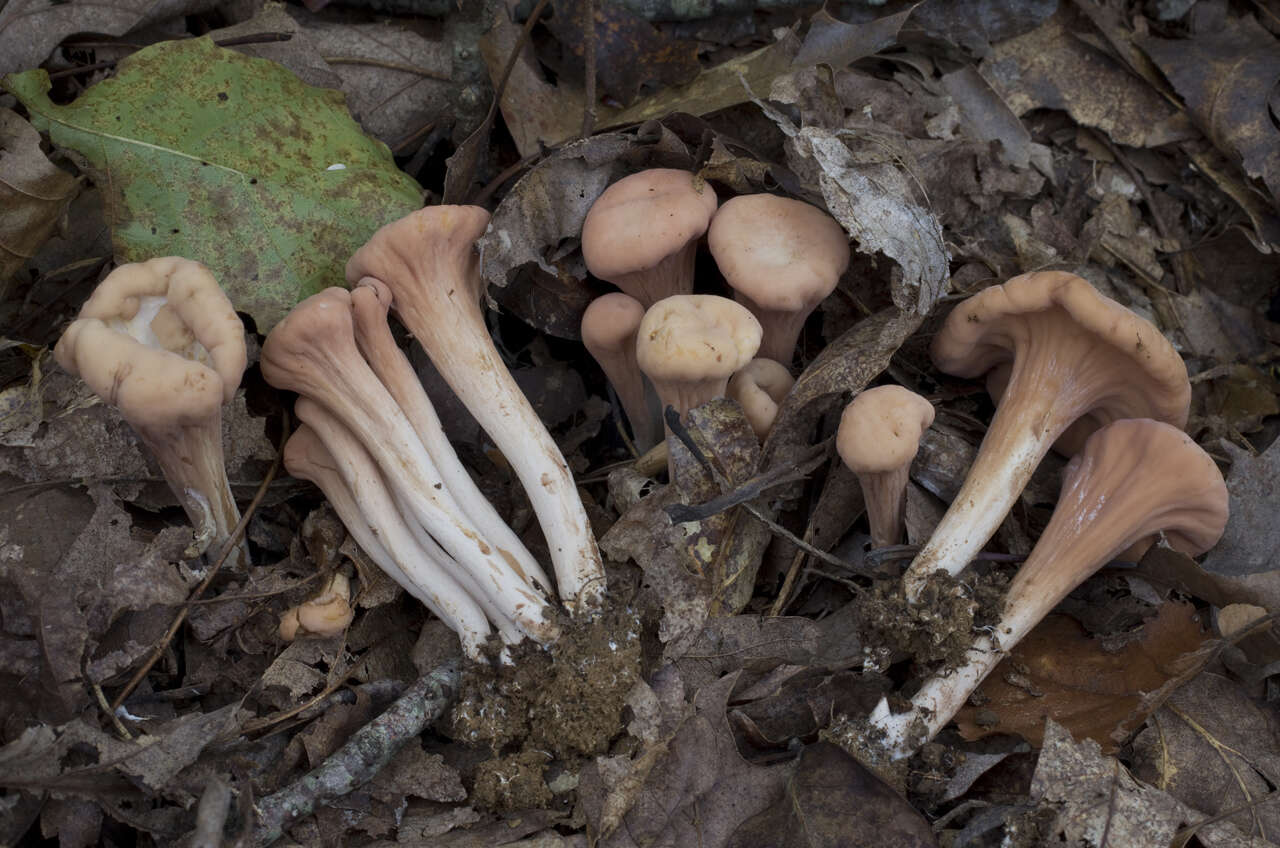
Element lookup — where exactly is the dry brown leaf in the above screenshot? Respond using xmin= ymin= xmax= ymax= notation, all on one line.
xmin=1201 ymin=438 xmax=1280 ymax=580
xmin=726 ymin=742 xmax=937 ymax=848
xmin=955 ymin=603 xmax=1207 ymax=750
xmin=1136 ymin=15 xmax=1280 ymax=207
xmin=979 ymin=14 xmax=1196 ymax=148
xmin=0 ymin=109 xmax=77 ymax=296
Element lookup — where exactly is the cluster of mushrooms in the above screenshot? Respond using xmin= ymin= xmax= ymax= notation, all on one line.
xmin=574 ymin=169 xmax=1230 ymax=760
xmin=53 ymin=167 xmax=1230 ymax=762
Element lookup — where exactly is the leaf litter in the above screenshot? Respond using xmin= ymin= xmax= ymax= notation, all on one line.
xmin=0 ymin=0 xmax=1279 ymax=845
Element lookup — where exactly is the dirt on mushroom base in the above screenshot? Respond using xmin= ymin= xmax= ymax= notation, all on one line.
xmin=450 ymin=604 xmax=642 ymax=811
xmin=858 ymin=570 xmax=1008 ymax=671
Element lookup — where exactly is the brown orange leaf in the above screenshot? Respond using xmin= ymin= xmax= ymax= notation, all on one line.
xmin=955 ymin=602 xmax=1207 ymax=751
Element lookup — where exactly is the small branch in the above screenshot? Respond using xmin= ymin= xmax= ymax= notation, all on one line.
xmin=252 ymin=659 xmax=462 ymax=846
xmin=664 ymin=440 xmax=830 ymax=523
xmin=321 ymin=56 xmax=450 ymax=81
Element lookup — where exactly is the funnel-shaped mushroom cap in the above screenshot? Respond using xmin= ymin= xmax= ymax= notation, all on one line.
xmin=901 ymin=271 xmax=1190 ymax=600
xmin=726 ymin=358 xmax=795 ymax=439
xmin=837 ymin=386 xmax=935 ymax=474
xmin=581 ymin=169 xmax=718 ymax=306
xmin=708 ymin=194 xmax=850 ymax=363
xmin=933 ymin=271 xmax=1189 ymax=426
xmin=869 ymin=418 xmax=1227 ymax=759
xmin=54 ymin=258 xmax=247 ymax=564
xmin=836 ymin=386 xmax=934 ymax=548
xmin=71 ymin=257 xmax=246 ymax=403
xmin=582 ymin=292 xmax=655 ymax=447
xmin=636 ymin=294 xmax=762 ymax=418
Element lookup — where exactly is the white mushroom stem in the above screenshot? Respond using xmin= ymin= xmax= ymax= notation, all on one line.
xmin=283 ymin=422 xmax=497 ymax=659
xmin=870 ymin=419 xmax=1228 ymax=759
xmin=347 ymin=206 xmax=605 ymax=615
xmin=261 ymin=290 xmax=557 ymax=643
xmin=350 ymin=281 xmax=553 ymax=595
xmin=295 ymin=397 xmax=536 ymax=647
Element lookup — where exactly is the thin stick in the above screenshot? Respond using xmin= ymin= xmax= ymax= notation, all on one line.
xmin=581 ymin=0 xmax=598 ymax=138
xmin=110 ymin=410 xmax=287 ymax=711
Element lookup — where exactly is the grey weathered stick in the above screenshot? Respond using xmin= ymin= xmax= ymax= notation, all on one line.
xmin=253 ymin=659 xmax=462 ymax=846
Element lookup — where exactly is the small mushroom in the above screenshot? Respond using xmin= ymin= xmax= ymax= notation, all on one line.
xmin=708 ymin=194 xmax=850 ymax=364
xmin=726 ymin=358 xmax=795 ymax=440
xmin=282 ymin=422 xmax=497 ymax=656
xmin=869 ymin=419 xmax=1228 ymax=758
xmin=54 ymin=257 xmax=248 ymax=566
xmin=348 ymin=206 xmax=606 ymax=616
xmin=279 ymin=573 xmax=355 ymax=641
xmin=581 ymin=169 xmax=718 ymax=307
xmin=581 ymin=292 xmax=658 ymax=449
xmin=901 ymin=271 xmax=1189 ymax=601
xmin=836 ymin=386 xmax=935 ymax=548
xmin=636 ymin=294 xmax=762 ymax=425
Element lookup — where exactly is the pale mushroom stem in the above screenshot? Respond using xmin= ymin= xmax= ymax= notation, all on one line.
xmin=284 ymin=426 xmax=495 ymax=658
xmin=147 ymin=414 xmax=245 ymax=564
xmin=859 ymin=464 xmax=911 ymax=549
xmin=901 ymin=346 xmax=1108 ymax=601
xmin=872 ymin=420 xmax=1227 ymax=758
xmin=350 ymin=282 xmax=553 ymax=595
xmin=610 ymin=241 xmax=698 ymax=308
xmin=295 ymin=397 xmax=542 ymax=646
xmin=733 ymin=291 xmax=808 ymax=366
xmin=346 ymin=207 xmax=606 ymax=615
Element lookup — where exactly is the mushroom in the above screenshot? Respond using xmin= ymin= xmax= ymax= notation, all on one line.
xmin=581 ymin=292 xmax=659 ymax=449
xmin=869 ymin=419 xmax=1228 ymax=758
xmin=346 ymin=205 xmax=605 ymax=615
xmin=261 ymin=287 xmax=557 ymax=643
xmin=635 ymin=294 xmax=762 ymax=424
xmin=54 ymin=257 xmax=249 ymax=566
xmin=900 ymin=271 xmax=1190 ymax=601
xmin=581 ymin=169 xmax=718 ymax=307
xmin=282 ymin=421 xmax=498 ymax=657
xmin=836 ymin=386 xmax=935 ymax=548
xmin=708 ymin=194 xmax=850 ymax=364
xmin=726 ymin=358 xmax=795 ymax=440
xmin=279 ymin=573 xmax=355 ymax=641
xmin=349 ymin=280 xmax=552 ymax=594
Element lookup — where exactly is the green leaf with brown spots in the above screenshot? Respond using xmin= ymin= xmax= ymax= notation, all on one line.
xmin=2 ymin=37 xmax=422 ymax=331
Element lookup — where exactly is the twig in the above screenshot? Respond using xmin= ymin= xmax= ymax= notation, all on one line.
xmin=321 ymin=56 xmax=450 ymax=80
xmin=47 ymin=32 xmax=294 ymax=79
xmin=664 ymin=440 xmax=830 ymax=523
xmin=252 ymin=659 xmax=462 ymax=846
xmin=92 ymin=683 xmax=133 ymax=740
xmin=110 ymin=409 xmax=288 ymax=711
xmin=581 ymin=0 xmax=598 ymax=138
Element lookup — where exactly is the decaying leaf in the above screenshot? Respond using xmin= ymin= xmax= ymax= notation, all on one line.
xmin=1137 ymin=16 xmax=1280 ymax=206
xmin=3 ymin=37 xmax=423 ymax=332
xmin=955 ymin=604 xmax=1207 ymax=750
xmin=547 ymin=0 xmax=701 ymax=107
xmin=1131 ymin=671 xmax=1280 ymax=840
xmin=727 ymin=742 xmax=937 ymax=847
xmin=0 ymin=109 xmax=78 ymax=295
xmin=1201 ymin=439 xmax=1280 ymax=580
xmin=1032 ymin=719 xmax=1269 ymax=848
xmin=792 ymin=7 xmax=914 ymax=70
xmin=0 ymin=0 xmax=218 ymax=77
xmin=581 ymin=672 xmax=793 ymax=848
xmin=979 ymin=14 xmax=1195 ymax=148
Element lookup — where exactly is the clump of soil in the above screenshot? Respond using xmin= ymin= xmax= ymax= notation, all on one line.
xmin=472 ymin=749 xmax=554 ymax=812
xmin=449 ymin=604 xmax=642 ymax=810
xmin=858 ymin=570 xmax=1008 ymax=671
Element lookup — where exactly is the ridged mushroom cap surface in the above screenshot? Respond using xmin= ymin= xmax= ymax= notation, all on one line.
xmin=931 ymin=271 xmax=1189 ymax=429
xmin=70 ymin=257 xmax=246 ymax=403
xmin=708 ymin=194 xmax=850 ymax=311
xmin=837 ymin=386 xmax=935 ymax=474
xmin=636 ymin=295 xmax=762 ymax=383
xmin=582 ymin=169 xmax=717 ymax=281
